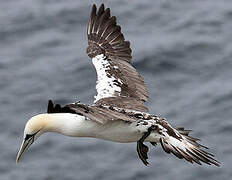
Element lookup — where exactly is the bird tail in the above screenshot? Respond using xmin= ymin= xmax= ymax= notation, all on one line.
xmin=159 ymin=126 xmax=220 ymax=166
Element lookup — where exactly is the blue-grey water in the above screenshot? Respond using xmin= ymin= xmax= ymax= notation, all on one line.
xmin=0 ymin=0 xmax=231 ymax=179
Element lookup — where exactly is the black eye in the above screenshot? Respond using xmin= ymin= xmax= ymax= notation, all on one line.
xmin=25 ymin=134 xmax=34 ymax=140
xmin=24 ymin=130 xmax=39 ymax=141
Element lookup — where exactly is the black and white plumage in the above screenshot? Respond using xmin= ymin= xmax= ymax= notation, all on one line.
xmin=16 ymin=4 xmax=220 ymax=167
xmin=87 ymin=4 xmax=149 ymax=103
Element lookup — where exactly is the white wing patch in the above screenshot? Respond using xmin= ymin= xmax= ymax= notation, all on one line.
xmin=87 ymin=4 xmax=149 ymax=103
xmin=92 ymin=54 xmax=123 ymax=102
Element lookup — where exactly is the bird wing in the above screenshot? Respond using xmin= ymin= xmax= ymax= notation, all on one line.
xmin=86 ymin=4 xmax=149 ymax=108
xmin=47 ymin=100 xmax=140 ymax=124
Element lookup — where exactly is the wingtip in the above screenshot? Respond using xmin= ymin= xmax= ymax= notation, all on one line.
xmin=48 ymin=99 xmax=54 ymax=104
xmin=105 ymin=8 xmax=111 ymax=18
xmin=47 ymin=99 xmax=54 ymax=113
xmin=92 ymin=4 xmax=97 ymax=10
xmin=92 ymin=3 xmax=105 ymax=14
xmin=91 ymin=4 xmax=97 ymax=17
xmin=98 ymin=3 xmax=105 ymax=14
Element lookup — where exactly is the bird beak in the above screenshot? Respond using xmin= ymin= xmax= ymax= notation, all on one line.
xmin=16 ymin=136 xmax=35 ymax=163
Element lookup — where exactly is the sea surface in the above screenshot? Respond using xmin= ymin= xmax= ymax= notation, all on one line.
xmin=0 ymin=0 xmax=231 ymax=180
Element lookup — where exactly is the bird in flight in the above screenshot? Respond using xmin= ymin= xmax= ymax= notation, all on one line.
xmin=16 ymin=4 xmax=220 ymax=167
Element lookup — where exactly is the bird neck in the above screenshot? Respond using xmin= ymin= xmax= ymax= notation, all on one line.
xmin=43 ymin=113 xmax=91 ymax=137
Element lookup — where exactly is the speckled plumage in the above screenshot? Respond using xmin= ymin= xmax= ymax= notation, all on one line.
xmin=16 ymin=4 xmax=220 ymax=167
xmin=87 ymin=4 xmax=149 ymax=103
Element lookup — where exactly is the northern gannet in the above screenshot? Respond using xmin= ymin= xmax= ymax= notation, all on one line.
xmin=16 ymin=4 xmax=220 ymax=167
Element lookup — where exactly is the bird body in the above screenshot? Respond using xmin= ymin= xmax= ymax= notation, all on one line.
xmin=16 ymin=4 xmax=220 ymax=167
xmin=24 ymin=112 xmax=157 ymax=143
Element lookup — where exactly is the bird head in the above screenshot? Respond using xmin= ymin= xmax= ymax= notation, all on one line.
xmin=16 ymin=114 xmax=47 ymax=163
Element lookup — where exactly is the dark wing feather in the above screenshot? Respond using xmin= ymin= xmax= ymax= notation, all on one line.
xmin=87 ymin=4 xmax=132 ymax=62
xmin=47 ymin=100 xmax=146 ymax=124
xmin=65 ymin=103 xmax=138 ymax=124
xmin=158 ymin=123 xmax=220 ymax=167
xmin=86 ymin=4 xmax=149 ymax=107
xmin=95 ymin=97 xmax=149 ymax=112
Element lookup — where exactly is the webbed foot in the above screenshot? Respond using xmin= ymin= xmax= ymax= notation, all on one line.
xmin=137 ymin=141 xmax=149 ymax=166
xmin=136 ymin=126 xmax=154 ymax=166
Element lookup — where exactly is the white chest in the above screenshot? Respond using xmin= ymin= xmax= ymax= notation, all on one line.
xmin=52 ymin=113 xmax=161 ymax=143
